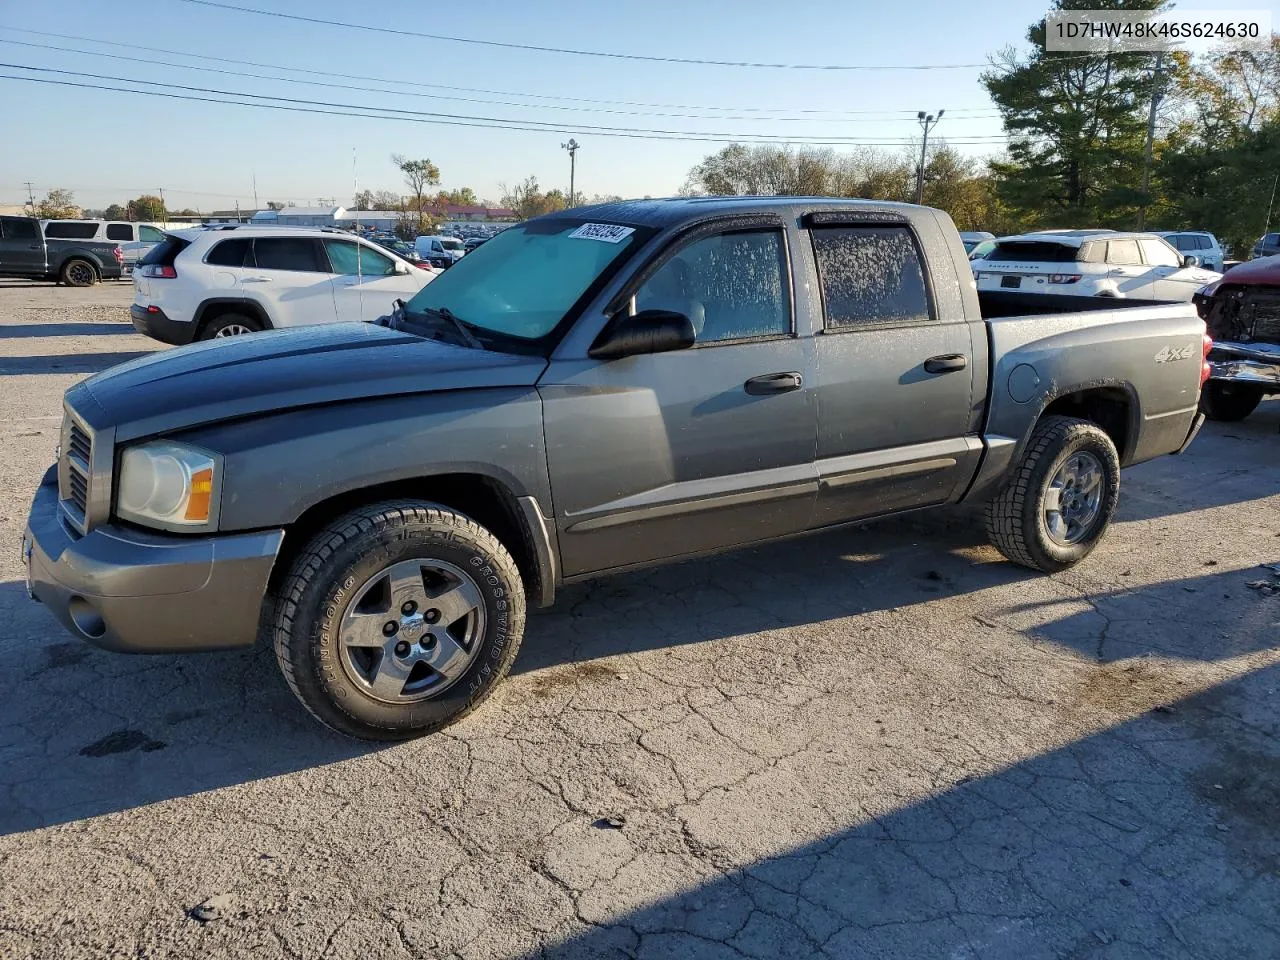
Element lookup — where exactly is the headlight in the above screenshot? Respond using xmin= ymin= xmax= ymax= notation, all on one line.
xmin=116 ymin=441 xmax=219 ymax=529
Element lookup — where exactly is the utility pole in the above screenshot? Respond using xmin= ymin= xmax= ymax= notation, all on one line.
xmin=23 ymin=181 xmax=35 ymax=215
xmin=914 ymin=111 xmax=943 ymax=205
xmin=1265 ymin=173 xmax=1278 ymax=235
xmin=252 ymin=171 xmax=259 ymax=210
xmin=158 ymin=187 xmax=166 ymax=220
xmin=561 ymin=139 xmax=580 ymax=207
xmin=1139 ymin=51 xmax=1166 ymax=231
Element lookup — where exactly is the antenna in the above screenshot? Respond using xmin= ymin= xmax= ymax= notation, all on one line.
xmin=252 ymin=171 xmax=259 ymax=210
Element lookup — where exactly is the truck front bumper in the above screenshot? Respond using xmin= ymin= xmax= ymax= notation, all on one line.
xmin=1208 ymin=342 xmax=1280 ymax=393
xmin=23 ymin=469 xmax=284 ymax=653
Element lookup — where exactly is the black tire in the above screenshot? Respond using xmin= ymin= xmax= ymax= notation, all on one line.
xmin=60 ymin=259 xmax=98 ymax=287
xmin=985 ymin=416 xmax=1121 ymax=573
xmin=272 ymin=500 xmax=526 ymax=740
xmin=199 ymin=312 xmax=264 ymax=340
xmin=1199 ymin=381 xmax=1262 ymax=422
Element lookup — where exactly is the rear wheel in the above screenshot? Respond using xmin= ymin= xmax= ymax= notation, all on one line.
xmin=271 ymin=501 xmax=526 ymax=740
xmin=1200 ymin=381 xmax=1262 ymax=422
xmin=200 ymin=312 xmax=263 ymax=340
xmin=985 ymin=416 xmax=1121 ymax=573
xmin=60 ymin=259 xmax=97 ymax=287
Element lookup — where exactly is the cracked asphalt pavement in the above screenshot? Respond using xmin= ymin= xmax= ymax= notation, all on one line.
xmin=1 ymin=279 xmax=1279 ymax=959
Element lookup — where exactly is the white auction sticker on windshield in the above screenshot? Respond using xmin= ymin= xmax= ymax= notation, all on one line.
xmin=568 ymin=223 xmax=635 ymax=243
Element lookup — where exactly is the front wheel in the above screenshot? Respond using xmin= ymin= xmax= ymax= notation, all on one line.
xmin=200 ymin=313 xmax=263 ymax=340
xmin=272 ymin=501 xmax=526 ymax=740
xmin=985 ymin=416 xmax=1121 ymax=573
xmin=1200 ymin=381 xmax=1262 ymax=422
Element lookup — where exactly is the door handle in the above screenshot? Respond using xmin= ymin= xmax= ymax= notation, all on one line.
xmin=241 ymin=276 xmax=272 ymax=283
xmin=744 ymin=372 xmax=803 ymax=395
xmin=923 ymin=354 xmax=968 ymax=374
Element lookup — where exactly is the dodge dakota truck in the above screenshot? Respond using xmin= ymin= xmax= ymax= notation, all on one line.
xmin=23 ymin=198 xmax=1209 ymax=740
xmin=0 ymin=215 xmax=125 ymax=286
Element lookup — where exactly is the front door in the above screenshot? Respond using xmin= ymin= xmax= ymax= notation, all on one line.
xmin=541 ymin=225 xmax=818 ymax=578
xmin=246 ymin=237 xmax=338 ymax=328
xmin=0 ymin=217 xmax=46 ymax=276
xmin=805 ymin=223 xmax=983 ymax=526
xmin=323 ymin=239 xmax=424 ymax=322
xmin=1140 ymin=237 xmax=1214 ymax=302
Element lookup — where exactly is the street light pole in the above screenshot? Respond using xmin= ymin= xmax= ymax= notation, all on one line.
xmin=561 ymin=139 xmax=580 ymax=207
xmin=914 ymin=110 xmax=943 ymax=205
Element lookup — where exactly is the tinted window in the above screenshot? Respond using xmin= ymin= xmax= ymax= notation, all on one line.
xmin=811 ymin=226 xmax=930 ymax=328
xmin=205 ymin=238 xmax=252 ymax=267
xmin=636 ymin=229 xmax=790 ymax=343
xmin=44 ymin=221 xmax=99 ymax=239
xmin=1107 ymin=239 xmax=1142 ymax=265
xmin=138 ymin=235 xmax=190 ymax=267
xmin=985 ymin=241 xmax=1079 ymax=263
xmin=253 ymin=237 xmax=323 ymax=272
xmin=106 ymin=224 xmax=133 ymax=241
xmin=1196 ymin=235 xmax=1212 ymax=250
xmin=1140 ymin=238 xmax=1182 ymax=268
xmin=1 ymin=217 xmax=38 ymax=240
xmin=324 ymin=240 xmax=395 ymax=276
xmin=139 ymin=225 xmax=164 ymax=242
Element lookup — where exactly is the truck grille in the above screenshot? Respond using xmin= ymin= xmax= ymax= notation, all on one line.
xmin=61 ymin=412 xmax=94 ymax=532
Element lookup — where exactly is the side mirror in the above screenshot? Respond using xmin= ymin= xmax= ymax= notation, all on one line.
xmin=1182 ymin=254 xmax=1200 ymax=268
xmin=589 ymin=309 xmax=696 ymax=360
xmin=395 ymin=261 xmax=411 ymax=275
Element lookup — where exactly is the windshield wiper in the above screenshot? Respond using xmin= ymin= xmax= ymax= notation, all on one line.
xmin=389 ymin=303 xmax=484 ymax=349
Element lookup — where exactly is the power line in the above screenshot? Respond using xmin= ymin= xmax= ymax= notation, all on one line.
xmin=0 ymin=27 xmax=1001 ymax=117
xmin=0 ymin=38 xmax=1002 ymax=124
xmin=0 ymin=63 xmax=1013 ymax=145
xmin=175 ymin=0 xmax=1023 ymax=71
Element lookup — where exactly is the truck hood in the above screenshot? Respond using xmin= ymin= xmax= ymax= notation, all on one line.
xmin=1222 ymin=254 xmax=1280 ymax=286
xmin=67 ymin=322 xmax=548 ymax=442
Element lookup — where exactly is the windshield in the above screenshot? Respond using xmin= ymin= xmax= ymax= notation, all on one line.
xmin=405 ymin=219 xmax=643 ymax=343
xmin=440 ymin=239 xmax=464 ymax=251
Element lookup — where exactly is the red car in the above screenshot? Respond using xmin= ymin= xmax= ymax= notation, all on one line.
xmin=1193 ymin=256 xmax=1280 ymax=421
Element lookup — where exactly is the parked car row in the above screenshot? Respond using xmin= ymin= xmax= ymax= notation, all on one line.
xmin=0 ymin=215 xmax=124 ymax=286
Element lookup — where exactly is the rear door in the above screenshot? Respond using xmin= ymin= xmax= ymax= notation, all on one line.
xmin=0 ymin=217 xmax=46 ymax=275
xmin=1103 ymin=238 xmax=1155 ymax=298
xmin=807 ymin=218 xmax=982 ymax=526
xmin=323 ymin=239 xmax=426 ymax=322
xmin=246 ymin=237 xmax=338 ymax=328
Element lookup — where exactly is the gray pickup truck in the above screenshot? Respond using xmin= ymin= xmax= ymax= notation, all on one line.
xmin=23 ymin=198 xmax=1209 ymax=739
xmin=0 ymin=215 xmax=124 ymax=286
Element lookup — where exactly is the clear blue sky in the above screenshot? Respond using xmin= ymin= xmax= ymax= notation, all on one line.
xmin=0 ymin=0 xmax=1264 ymax=211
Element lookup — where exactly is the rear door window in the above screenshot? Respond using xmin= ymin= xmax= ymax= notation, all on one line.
xmin=205 ymin=238 xmax=252 ymax=267
xmin=1106 ymin=239 xmax=1142 ymax=265
xmin=139 ymin=225 xmax=165 ymax=242
xmin=323 ymin=240 xmax=396 ymax=276
xmin=810 ymin=226 xmax=932 ymax=329
xmin=44 ymin=221 xmax=99 ymax=239
xmin=252 ymin=237 xmax=324 ymax=272
xmin=105 ymin=224 xmax=134 ymax=241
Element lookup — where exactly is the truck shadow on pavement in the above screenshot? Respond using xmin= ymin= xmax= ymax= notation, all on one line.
xmin=1 ymin=498 xmax=1276 ymax=836
xmin=0 ymin=322 xmax=137 ymax=338
xmin=533 ymin=659 xmax=1280 ymax=959
xmin=0 ymin=352 xmax=154 ymax=375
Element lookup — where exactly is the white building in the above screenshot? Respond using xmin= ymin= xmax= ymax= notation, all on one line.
xmin=251 ymin=206 xmax=346 ymax=227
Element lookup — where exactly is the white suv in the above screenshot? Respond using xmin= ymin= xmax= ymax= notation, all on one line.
xmin=971 ymin=231 xmax=1221 ymax=304
xmin=130 ymin=226 xmax=437 ymax=343
xmin=1155 ymin=231 xmax=1225 ymax=272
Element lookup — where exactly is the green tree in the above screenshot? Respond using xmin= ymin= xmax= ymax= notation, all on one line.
xmin=982 ymin=0 xmax=1168 ymax=228
xmin=435 ymin=187 xmax=479 ymax=207
xmin=499 ymin=177 xmax=569 ymax=219
xmin=32 ymin=189 xmax=81 ymax=219
xmin=392 ymin=154 xmax=442 ymax=229
xmin=127 ymin=194 xmax=166 ymax=221
xmin=102 ymin=204 xmax=128 ymax=221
